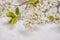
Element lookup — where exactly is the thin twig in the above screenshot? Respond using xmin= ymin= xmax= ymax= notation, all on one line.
xmin=0 ymin=1 xmax=28 ymax=6
xmin=57 ymin=1 xmax=60 ymax=14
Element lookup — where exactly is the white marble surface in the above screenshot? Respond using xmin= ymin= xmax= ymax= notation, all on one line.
xmin=0 ymin=17 xmax=60 ymax=40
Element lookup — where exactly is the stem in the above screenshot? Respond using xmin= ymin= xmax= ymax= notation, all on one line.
xmin=0 ymin=1 xmax=28 ymax=6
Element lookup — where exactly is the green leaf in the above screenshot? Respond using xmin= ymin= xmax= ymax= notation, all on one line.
xmin=9 ymin=17 xmax=18 ymax=24
xmin=35 ymin=13 xmax=38 ymax=16
xmin=15 ymin=7 xmax=20 ymax=15
xmin=55 ymin=17 xmax=60 ymax=20
xmin=28 ymin=0 xmax=39 ymax=6
xmin=49 ymin=16 xmax=54 ymax=21
xmin=7 ymin=12 xmax=16 ymax=18
xmin=28 ymin=0 xmax=35 ymax=4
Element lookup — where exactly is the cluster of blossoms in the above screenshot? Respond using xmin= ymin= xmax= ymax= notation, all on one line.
xmin=0 ymin=0 xmax=60 ymax=29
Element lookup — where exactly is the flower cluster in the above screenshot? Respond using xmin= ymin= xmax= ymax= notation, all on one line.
xmin=0 ymin=0 xmax=60 ymax=29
